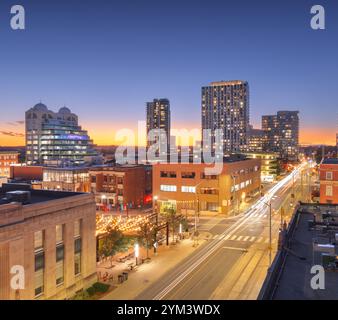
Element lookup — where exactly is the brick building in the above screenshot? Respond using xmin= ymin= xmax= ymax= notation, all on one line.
xmin=89 ymin=165 xmax=151 ymax=211
xmin=0 ymin=151 xmax=19 ymax=178
xmin=319 ymin=158 xmax=338 ymax=204
xmin=153 ymin=158 xmax=261 ymax=215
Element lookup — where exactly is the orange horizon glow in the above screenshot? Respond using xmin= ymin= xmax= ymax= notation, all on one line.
xmin=0 ymin=124 xmax=336 ymax=147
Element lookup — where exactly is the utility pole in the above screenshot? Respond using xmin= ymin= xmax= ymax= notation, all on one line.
xmin=269 ymin=202 xmax=272 ymax=266
xmin=231 ymin=175 xmax=238 ymax=216
xmin=153 ymin=196 xmax=158 ymax=254
xmin=263 ymin=200 xmax=273 ymax=267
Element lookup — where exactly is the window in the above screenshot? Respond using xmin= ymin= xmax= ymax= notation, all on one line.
xmin=56 ymin=224 xmax=64 ymax=245
xmin=35 ymin=251 xmax=45 ymax=271
xmin=160 ymin=171 xmax=177 ymax=178
xmin=160 ymin=185 xmax=177 ymax=192
xmin=200 ymin=188 xmax=218 ymax=195
xmin=74 ymin=220 xmax=82 ymax=276
xmin=326 ymin=172 xmax=333 ymax=180
xmin=34 ymin=231 xmax=44 ymax=251
xmin=181 ymin=186 xmax=196 ymax=193
xmin=34 ymin=269 xmax=44 ymax=297
xmin=201 ymin=173 xmax=217 ymax=180
xmin=326 ymin=185 xmax=333 ymax=197
xmin=74 ymin=252 xmax=81 ymax=276
xmin=56 ymin=224 xmax=65 ymax=286
xmin=34 ymin=231 xmax=45 ymax=298
xmin=56 ymin=245 xmax=64 ymax=286
xmin=181 ymin=172 xmax=196 ymax=179
xmin=74 ymin=220 xmax=81 ymax=238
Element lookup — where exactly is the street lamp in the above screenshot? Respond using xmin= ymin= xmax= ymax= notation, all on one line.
xmin=194 ymin=181 xmax=203 ymax=233
xmin=153 ymin=195 xmax=158 ymax=221
xmin=134 ymin=243 xmax=139 ymax=265
xmin=101 ymin=194 xmax=107 ymax=213
xmin=231 ymin=175 xmax=239 ymax=216
xmin=241 ymin=192 xmax=246 ymax=202
xmin=153 ymin=195 xmax=159 ymax=254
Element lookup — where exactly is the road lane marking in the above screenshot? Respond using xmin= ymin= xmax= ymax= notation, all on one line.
xmin=224 ymin=234 xmax=231 ymax=240
xmin=230 ymin=235 xmax=237 ymax=240
xmin=236 ymin=236 xmax=243 ymax=241
xmin=257 ymin=237 xmax=263 ymax=243
xmin=249 ymin=236 xmax=256 ymax=242
xmin=222 ymin=246 xmax=248 ymax=252
xmin=243 ymin=236 xmax=250 ymax=241
xmin=264 ymin=238 xmax=269 ymax=244
xmin=152 ymin=166 xmax=305 ymax=300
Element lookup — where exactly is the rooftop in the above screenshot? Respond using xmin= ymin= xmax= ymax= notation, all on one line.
xmin=260 ymin=203 xmax=338 ymax=300
xmin=321 ymin=158 xmax=338 ymax=165
xmin=0 ymin=183 xmax=83 ymax=206
xmin=89 ymin=164 xmax=144 ymax=172
xmin=0 ymin=151 xmax=19 ymax=155
xmin=209 ymin=80 xmax=247 ymax=86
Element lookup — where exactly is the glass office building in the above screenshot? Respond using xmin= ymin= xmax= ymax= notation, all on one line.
xmin=26 ymin=104 xmax=98 ymax=166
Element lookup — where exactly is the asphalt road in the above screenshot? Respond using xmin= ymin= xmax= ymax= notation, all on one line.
xmin=136 ymin=163 xmax=313 ymax=300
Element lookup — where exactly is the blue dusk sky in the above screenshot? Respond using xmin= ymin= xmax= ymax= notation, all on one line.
xmin=0 ymin=0 xmax=337 ymax=145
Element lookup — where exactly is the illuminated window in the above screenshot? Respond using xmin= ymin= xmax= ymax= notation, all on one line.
xmin=181 ymin=186 xmax=196 ymax=193
xmin=326 ymin=185 xmax=333 ymax=197
xmin=326 ymin=172 xmax=333 ymax=180
xmin=160 ymin=185 xmax=177 ymax=192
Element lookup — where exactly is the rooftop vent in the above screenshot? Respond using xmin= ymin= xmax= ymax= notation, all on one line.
xmin=5 ymin=191 xmax=31 ymax=204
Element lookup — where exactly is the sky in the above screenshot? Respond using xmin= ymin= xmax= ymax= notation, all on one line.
xmin=0 ymin=0 xmax=337 ymax=146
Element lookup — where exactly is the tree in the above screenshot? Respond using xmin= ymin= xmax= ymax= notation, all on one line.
xmin=137 ymin=222 xmax=155 ymax=259
xmin=162 ymin=205 xmax=178 ymax=243
xmin=98 ymin=226 xmax=133 ymax=267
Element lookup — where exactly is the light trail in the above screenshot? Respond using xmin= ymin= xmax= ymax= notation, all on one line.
xmin=152 ymin=163 xmax=307 ymax=300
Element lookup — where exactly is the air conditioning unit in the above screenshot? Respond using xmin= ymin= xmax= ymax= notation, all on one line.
xmin=5 ymin=190 xmax=31 ymax=204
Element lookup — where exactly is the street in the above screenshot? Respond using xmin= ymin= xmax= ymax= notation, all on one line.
xmin=136 ymin=162 xmax=314 ymax=300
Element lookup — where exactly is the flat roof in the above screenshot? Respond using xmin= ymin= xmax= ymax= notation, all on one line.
xmin=322 ymin=158 xmax=338 ymax=165
xmin=0 ymin=184 xmax=84 ymax=205
xmin=270 ymin=204 xmax=338 ymax=300
xmin=0 ymin=151 xmax=19 ymax=154
xmin=43 ymin=166 xmax=90 ymax=171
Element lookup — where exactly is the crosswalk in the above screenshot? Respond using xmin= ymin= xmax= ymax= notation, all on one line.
xmin=199 ymin=212 xmax=270 ymax=232
xmin=210 ymin=234 xmax=276 ymax=244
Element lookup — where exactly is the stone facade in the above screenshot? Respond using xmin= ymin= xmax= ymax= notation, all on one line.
xmin=0 ymin=191 xmax=97 ymax=300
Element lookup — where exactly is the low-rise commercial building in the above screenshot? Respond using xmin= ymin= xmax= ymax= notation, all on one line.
xmin=42 ymin=167 xmax=91 ymax=192
xmin=0 ymin=184 xmax=97 ymax=300
xmin=319 ymin=158 xmax=338 ymax=204
xmin=0 ymin=151 xmax=19 ymax=178
xmin=153 ymin=158 xmax=261 ymax=215
xmin=89 ymin=165 xmax=150 ymax=211
xmin=10 ymin=165 xmax=44 ymax=181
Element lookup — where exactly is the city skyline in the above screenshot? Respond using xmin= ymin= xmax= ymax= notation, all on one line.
xmin=0 ymin=0 xmax=338 ymax=147
xmin=1 ymin=0 xmax=338 ymax=303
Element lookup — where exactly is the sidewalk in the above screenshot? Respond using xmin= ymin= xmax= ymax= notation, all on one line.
xmin=100 ymin=236 xmax=206 ymax=300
